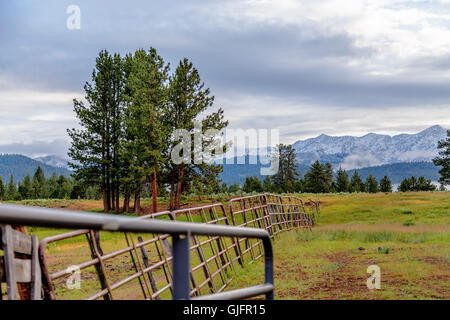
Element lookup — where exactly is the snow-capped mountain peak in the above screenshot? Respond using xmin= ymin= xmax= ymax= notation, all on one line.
xmin=292 ymin=125 xmax=448 ymax=170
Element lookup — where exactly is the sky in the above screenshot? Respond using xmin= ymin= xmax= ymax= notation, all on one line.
xmin=1 ymin=0 xmax=450 ymax=158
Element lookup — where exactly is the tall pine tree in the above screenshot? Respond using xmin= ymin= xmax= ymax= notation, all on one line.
xmin=121 ymin=48 xmax=168 ymax=214
xmin=31 ymin=166 xmax=46 ymax=199
xmin=272 ymin=144 xmax=299 ymax=193
xmin=18 ymin=174 xmax=32 ymax=199
xmin=335 ymin=168 xmax=350 ymax=192
xmin=165 ymin=58 xmax=228 ymax=209
xmin=68 ymin=50 xmax=125 ymax=213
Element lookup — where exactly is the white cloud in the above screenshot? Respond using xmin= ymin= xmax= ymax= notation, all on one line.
xmin=200 ymin=0 xmax=450 ymax=76
xmin=216 ymin=92 xmax=450 ymax=143
xmin=2 ymin=0 xmax=450 ymax=155
xmin=0 ymin=86 xmax=81 ymax=145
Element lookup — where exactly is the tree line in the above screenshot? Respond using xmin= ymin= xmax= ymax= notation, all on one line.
xmin=235 ymin=144 xmax=445 ymax=194
xmin=1 ymin=130 xmax=447 ymax=202
xmin=240 ymin=164 xmax=442 ymax=194
xmin=0 ymin=167 xmax=79 ymax=201
xmin=68 ymin=48 xmax=227 ymax=213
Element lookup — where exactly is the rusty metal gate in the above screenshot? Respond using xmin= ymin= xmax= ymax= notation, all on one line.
xmin=0 ymin=193 xmax=318 ymax=300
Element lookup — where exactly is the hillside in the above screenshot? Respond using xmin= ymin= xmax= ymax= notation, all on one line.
xmin=0 ymin=154 xmax=72 ymax=183
xmin=220 ymin=159 xmax=440 ymax=186
xmin=346 ymin=161 xmax=439 ymax=184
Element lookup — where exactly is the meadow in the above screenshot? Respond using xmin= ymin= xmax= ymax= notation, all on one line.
xmin=229 ymin=192 xmax=450 ymax=299
xmin=1 ymin=191 xmax=449 ymax=299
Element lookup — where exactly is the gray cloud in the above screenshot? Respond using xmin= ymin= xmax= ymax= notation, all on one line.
xmin=2 ymin=0 xmax=450 ymax=107
xmin=340 ymin=154 xmax=383 ymax=170
xmin=0 ymin=139 xmax=70 ymax=159
xmin=1 ymin=0 xmax=450 ymax=154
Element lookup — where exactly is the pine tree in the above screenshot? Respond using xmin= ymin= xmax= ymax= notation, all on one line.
xmin=433 ymin=129 xmax=450 ymax=186
xmin=18 ymin=174 xmax=32 ymax=199
xmin=121 ymin=48 xmax=169 ymax=214
xmin=228 ymin=184 xmax=240 ymax=193
xmin=335 ymin=168 xmax=350 ymax=192
xmin=0 ymin=176 xmax=5 ymax=200
xmin=47 ymin=173 xmax=59 ymax=199
xmin=220 ymin=183 xmax=228 ymax=194
xmin=379 ymin=175 xmax=392 ymax=193
xmin=399 ymin=177 xmax=411 ymax=192
xmin=304 ymin=161 xmax=332 ymax=193
xmin=254 ymin=176 xmax=264 ymax=193
xmin=57 ymin=175 xmax=72 ymax=199
xmin=399 ymin=176 xmax=435 ymax=192
xmin=70 ymin=179 xmax=85 ymax=199
xmin=324 ymin=163 xmax=334 ymax=192
xmin=31 ymin=166 xmax=46 ymax=199
xmin=6 ymin=175 xmax=18 ymax=200
xmin=272 ymin=144 xmax=299 ymax=193
xmin=365 ymin=174 xmax=379 ymax=193
xmin=165 ymin=58 xmax=228 ymax=209
xmin=243 ymin=176 xmax=263 ymax=193
xmin=350 ymin=171 xmax=365 ymax=193
xmin=263 ymin=176 xmax=274 ymax=193
xmin=294 ymin=178 xmax=304 ymax=193
xmin=416 ymin=176 xmax=436 ymax=191
xmin=68 ymin=50 xmax=125 ymax=213
xmin=192 ymin=163 xmax=223 ymax=195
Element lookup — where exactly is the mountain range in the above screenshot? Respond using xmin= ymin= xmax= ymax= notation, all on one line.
xmin=220 ymin=125 xmax=447 ymax=185
xmin=0 ymin=125 xmax=447 ymax=186
xmin=0 ymin=154 xmax=71 ymax=183
xmin=292 ymin=125 xmax=447 ymax=169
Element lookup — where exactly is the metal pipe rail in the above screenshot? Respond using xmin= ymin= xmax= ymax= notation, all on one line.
xmin=0 ymin=204 xmax=274 ymax=300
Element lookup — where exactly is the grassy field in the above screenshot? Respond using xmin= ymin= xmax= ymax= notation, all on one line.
xmin=1 ymin=191 xmax=449 ymax=299
xmin=229 ymin=192 xmax=450 ymax=299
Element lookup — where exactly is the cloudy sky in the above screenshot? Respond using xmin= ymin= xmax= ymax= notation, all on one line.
xmin=1 ymin=0 xmax=450 ymax=158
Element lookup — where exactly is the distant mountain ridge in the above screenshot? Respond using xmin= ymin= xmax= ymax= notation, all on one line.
xmin=292 ymin=125 xmax=447 ymax=169
xmin=219 ymin=160 xmax=439 ymax=186
xmin=34 ymin=155 xmax=71 ymax=169
xmin=0 ymin=154 xmax=71 ymax=183
xmin=347 ymin=161 xmax=439 ymax=184
xmin=220 ymin=125 xmax=446 ymax=185
xmin=0 ymin=126 xmax=446 ymax=187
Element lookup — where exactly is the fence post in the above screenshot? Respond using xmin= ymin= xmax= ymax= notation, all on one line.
xmin=172 ymin=233 xmax=191 ymax=300
xmin=263 ymin=237 xmax=274 ymax=300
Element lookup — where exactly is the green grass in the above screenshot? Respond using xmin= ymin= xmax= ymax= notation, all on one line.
xmin=227 ymin=192 xmax=449 ymax=299
xmin=228 ymin=228 xmax=449 ymax=299
xmin=299 ymin=192 xmax=449 ymax=226
xmin=2 ymin=191 xmax=449 ymax=300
